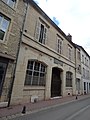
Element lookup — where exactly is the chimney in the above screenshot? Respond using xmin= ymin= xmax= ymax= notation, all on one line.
xmin=67 ymin=33 xmax=72 ymax=41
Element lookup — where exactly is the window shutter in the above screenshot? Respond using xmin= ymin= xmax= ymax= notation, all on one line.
xmin=35 ymin=21 xmax=40 ymax=41
xmin=43 ymin=27 xmax=47 ymax=44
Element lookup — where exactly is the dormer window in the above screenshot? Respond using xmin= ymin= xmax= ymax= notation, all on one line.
xmin=3 ymin=0 xmax=16 ymax=8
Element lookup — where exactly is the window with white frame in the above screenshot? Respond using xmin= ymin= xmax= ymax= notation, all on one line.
xmin=66 ymin=71 xmax=72 ymax=87
xmin=57 ymin=36 xmax=63 ymax=54
xmin=24 ymin=60 xmax=46 ymax=86
xmin=3 ymin=0 xmax=16 ymax=8
xmin=35 ymin=20 xmax=47 ymax=44
xmin=85 ymin=57 xmax=87 ymax=65
xmin=83 ymin=67 xmax=85 ymax=77
xmin=82 ymin=55 xmax=84 ymax=63
xmin=77 ymin=51 xmax=80 ymax=60
xmin=68 ymin=46 xmax=72 ymax=60
xmin=87 ymin=59 xmax=88 ymax=66
xmin=0 ymin=14 xmax=10 ymax=41
xmin=77 ymin=65 xmax=81 ymax=74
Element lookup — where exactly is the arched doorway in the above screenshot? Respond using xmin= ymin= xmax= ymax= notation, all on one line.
xmin=51 ymin=67 xmax=62 ymax=97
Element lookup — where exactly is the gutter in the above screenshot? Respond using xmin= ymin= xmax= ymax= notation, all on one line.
xmin=7 ymin=0 xmax=29 ymax=107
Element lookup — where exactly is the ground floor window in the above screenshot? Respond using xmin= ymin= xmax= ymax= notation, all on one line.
xmin=66 ymin=71 xmax=73 ymax=87
xmin=24 ymin=60 xmax=46 ymax=86
xmin=84 ymin=82 xmax=86 ymax=90
xmin=89 ymin=83 xmax=90 ymax=90
xmin=0 ymin=61 xmax=7 ymax=96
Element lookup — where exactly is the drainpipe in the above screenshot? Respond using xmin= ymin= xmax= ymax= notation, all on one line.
xmin=7 ymin=0 xmax=29 ymax=107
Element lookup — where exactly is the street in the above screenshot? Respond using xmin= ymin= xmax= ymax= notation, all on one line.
xmin=12 ymin=97 xmax=90 ymax=120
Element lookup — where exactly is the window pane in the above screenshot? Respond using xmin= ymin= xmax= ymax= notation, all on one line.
xmin=39 ymin=73 xmax=45 ymax=86
xmin=40 ymin=73 xmax=44 ymax=77
xmin=66 ymin=72 xmax=72 ymax=87
xmin=26 ymin=70 xmax=32 ymax=75
xmin=0 ymin=66 xmax=4 ymax=84
xmin=32 ymin=76 xmax=38 ymax=85
xmin=41 ymin=65 xmax=45 ymax=72
xmin=27 ymin=61 xmax=33 ymax=69
xmin=0 ymin=62 xmax=7 ymax=96
xmin=1 ymin=19 xmax=9 ymax=32
xmin=39 ymin=77 xmax=45 ymax=86
xmin=39 ymin=24 xmax=44 ymax=43
xmin=0 ymin=16 xmax=2 ymax=24
xmin=33 ymin=71 xmax=39 ymax=76
xmin=34 ymin=62 xmax=40 ymax=71
xmin=2 ymin=0 xmax=7 ymax=3
xmin=0 ymin=30 xmax=5 ymax=40
xmin=8 ymin=0 xmax=15 ymax=8
xmin=25 ymin=75 xmax=32 ymax=85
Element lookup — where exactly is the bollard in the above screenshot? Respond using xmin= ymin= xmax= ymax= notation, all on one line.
xmin=22 ymin=106 xmax=26 ymax=114
xmin=76 ymin=95 xmax=78 ymax=100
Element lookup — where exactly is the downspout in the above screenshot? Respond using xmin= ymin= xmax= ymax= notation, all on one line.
xmin=7 ymin=0 xmax=29 ymax=107
xmin=75 ymin=47 xmax=77 ymax=95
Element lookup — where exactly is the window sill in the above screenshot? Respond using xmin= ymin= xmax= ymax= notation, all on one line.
xmin=66 ymin=87 xmax=72 ymax=90
xmin=24 ymin=86 xmax=45 ymax=91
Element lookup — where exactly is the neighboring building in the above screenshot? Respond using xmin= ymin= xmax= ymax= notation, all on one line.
xmin=0 ymin=0 xmax=26 ymax=107
xmin=79 ymin=46 xmax=90 ymax=94
xmin=74 ymin=44 xmax=82 ymax=95
xmin=11 ymin=0 xmax=76 ymax=105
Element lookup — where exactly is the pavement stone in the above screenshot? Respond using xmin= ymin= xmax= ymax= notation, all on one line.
xmin=0 ymin=94 xmax=90 ymax=120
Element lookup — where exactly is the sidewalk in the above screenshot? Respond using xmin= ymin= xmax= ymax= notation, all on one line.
xmin=0 ymin=94 xmax=90 ymax=119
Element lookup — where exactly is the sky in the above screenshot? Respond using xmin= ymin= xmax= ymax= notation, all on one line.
xmin=33 ymin=0 xmax=90 ymax=55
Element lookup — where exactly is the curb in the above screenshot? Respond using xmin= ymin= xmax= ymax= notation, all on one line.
xmin=0 ymin=95 xmax=90 ymax=120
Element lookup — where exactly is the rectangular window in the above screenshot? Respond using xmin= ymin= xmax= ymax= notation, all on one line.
xmin=83 ymin=68 xmax=85 ymax=77
xmin=84 ymin=82 xmax=86 ymax=90
xmin=77 ymin=65 xmax=81 ymax=74
xmin=85 ymin=57 xmax=86 ymax=65
xmin=87 ymin=59 xmax=88 ymax=66
xmin=66 ymin=72 xmax=72 ymax=87
xmin=82 ymin=55 xmax=84 ymax=63
xmin=68 ymin=46 xmax=72 ymax=60
xmin=3 ymin=0 xmax=16 ymax=8
xmin=57 ymin=37 xmax=63 ymax=54
xmin=77 ymin=51 xmax=80 ymax=60
xmin=35 ymin=21 xmax=47 ymax=44
xmin=0 ymin=61 xmax=8 ymax=96
xmin=0 ymin=14 xmax=10 ymax=41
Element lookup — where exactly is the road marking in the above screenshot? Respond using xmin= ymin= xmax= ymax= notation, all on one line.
xmin=66 ymin=105 xmax=90 ymax=120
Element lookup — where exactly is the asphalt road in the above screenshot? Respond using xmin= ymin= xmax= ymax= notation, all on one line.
xmin=12 ymin=97 xmax=90 ymax=120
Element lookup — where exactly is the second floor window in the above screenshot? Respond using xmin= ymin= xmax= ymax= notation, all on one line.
xmin=3 ymin=0 xmax=16 ymax=8
xmin=0 ymin=14 xmax=10 ymax=41
xmin=35 ymin=21 xmax=47 ymax=44
xmin=77 ymin=51 xmax=81 ymax=60
xmin=57 ymin=37 xmax=63 ymax=54
xmin=68 ymin=46 xmax=72 ymax=60
xmin=77 ymin=65 xmax=81 ymax=74
xmin=82 ymin=55 xmax=84 ymax=63
xmin=83 ymin=67 xmax=85 ymax=77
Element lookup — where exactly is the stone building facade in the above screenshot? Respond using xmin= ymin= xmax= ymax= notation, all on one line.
xmin=11 ymin=0 xmax=77 ymax=105
xmin=79 ymin=46 xmax=90 ymax=94
xmin=0 ymin=0 xmax=26 ymax=107
xmin=74 ymin=44 xmax=82 ymax=95
xmin=1 ymin=0 xmax=89 ymax=106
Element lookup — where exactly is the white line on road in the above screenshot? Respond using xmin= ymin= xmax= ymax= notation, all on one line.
xmin=66 ymin=105 xmax=90 ymax=120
